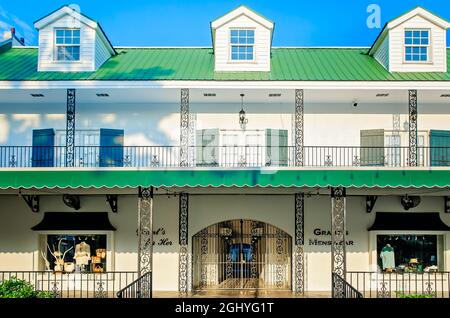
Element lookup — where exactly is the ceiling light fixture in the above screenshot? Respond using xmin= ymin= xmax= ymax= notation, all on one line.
xmin=376 ymin=93 xmax=389 ymax=97
xmin=30 ymin=94 xmax=44 ymax=97
xmin=441 ymin=94 xmax=450 ymax=98
xmin=239 ymin=93 xmax=248 ymax=130
xmin=203 ymin=93 xmax=216 ymax=97
xmin=96 ymin=93 xmax=109 ymax=97
xmin=269 ymin=93 xmax=281 ymax=97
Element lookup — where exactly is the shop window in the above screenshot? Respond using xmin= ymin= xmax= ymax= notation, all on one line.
xmin=45 ymin=234 xmax=107 ymax=273
xmin=377 ymin=235 xmax=443 ymax=273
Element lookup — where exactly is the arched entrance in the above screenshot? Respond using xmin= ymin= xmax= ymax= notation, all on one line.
xmin=192 ymin=219 xmax=292 ymax=290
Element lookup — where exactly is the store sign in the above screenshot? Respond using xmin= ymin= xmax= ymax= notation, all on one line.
xmin=308 ymin=228 xmax=355 ymax=246
xmin=135 ymin=227 xmax=173 ymax=246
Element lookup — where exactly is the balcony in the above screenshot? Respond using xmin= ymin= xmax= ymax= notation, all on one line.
xmin=1 ymin=146 xmax=449 ymax=168
xmin=0 ymin=271 xmax=138 ymax=298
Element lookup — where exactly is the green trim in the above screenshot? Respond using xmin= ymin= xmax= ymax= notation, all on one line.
xmin=1 ymin=169 xmax=450 ymax=189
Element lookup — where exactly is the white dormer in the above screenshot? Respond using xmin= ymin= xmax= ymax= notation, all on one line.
xmin=211 ymin=6 xmax=274 ymax=72
xmin=370 ymin=6 xmax=450 ymax=73
xmin=34 ymin=5 xmax=116 ymax=72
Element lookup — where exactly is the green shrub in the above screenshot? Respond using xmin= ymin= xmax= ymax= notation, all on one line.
xmin=0 ymin=277 xmax=56 ymax=298
xmin=396 ymin=292 xmax=435 ymax=298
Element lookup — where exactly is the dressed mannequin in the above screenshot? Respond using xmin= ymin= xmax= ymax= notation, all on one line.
xmin=380 ymin=244 xmax=395 ymax=271
xmin=74 ymin=241 xmax=91 ymax=269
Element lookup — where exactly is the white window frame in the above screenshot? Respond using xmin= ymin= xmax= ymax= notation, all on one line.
xmin=403 ymin=28 xmax=432 ymax=64
xmin=229 ymin=28 xmax=256 ymax=62
xmin=54 ymin=28 xmax=81 ymax=62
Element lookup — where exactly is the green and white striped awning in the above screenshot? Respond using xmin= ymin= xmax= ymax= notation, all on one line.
xmin=0 ymin=168 xmax=449 ymax=189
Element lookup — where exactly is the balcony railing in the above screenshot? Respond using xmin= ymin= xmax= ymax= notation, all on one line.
xmin=0 ymin=271 xmax=137 ymax=298
xmin=1 ymin=146 xmax=449 ymax=168
xmin=347 ymin=271 xmax=450 ymax=298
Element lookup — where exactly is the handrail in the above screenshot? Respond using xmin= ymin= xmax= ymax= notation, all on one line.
xmin=332 ymin=273 xmax=363 ymax=298
xmin=117 ymin=271 xmax=152 ymax=298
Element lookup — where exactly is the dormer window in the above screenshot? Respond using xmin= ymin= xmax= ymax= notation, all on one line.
xmin=405 ymin=30 xmax=429 ymax=62
xmin=55 ymin=29 xmax=80 ymax=61
xmin=230 ymin=29 xmax=254 ymax=61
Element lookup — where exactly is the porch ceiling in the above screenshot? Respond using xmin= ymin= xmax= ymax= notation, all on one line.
xmin=1 ymin=168 xmax=450 ymax=190
xmin=0 ymin=88 xmax=449 ymax=105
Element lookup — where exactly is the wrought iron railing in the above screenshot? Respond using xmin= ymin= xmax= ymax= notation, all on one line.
xmin=332 ymin=273 xmax=363 ymax=298
xmin=117 ymin=272 xmax=152 ymax=298
xmin=0 ymin=146 xmax=449 ymax=168
xmin=0 ymin=271 xmax=137 ymax=298
xmin=347 ymin=271 xmax=450 ymax=298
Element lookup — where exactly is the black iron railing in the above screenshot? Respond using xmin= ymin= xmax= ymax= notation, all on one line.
xmin=0 ymin=271 xmax=137 ymax=298
xmin=1 ymin=146 xmax=449 ymax=168
xmin=332 ymin=273 xmax=363 ymax=298
xmin=347 ymin=271 xmax=450 ymax=298
xmin=117 ymin=272 xmax=152 ymax=298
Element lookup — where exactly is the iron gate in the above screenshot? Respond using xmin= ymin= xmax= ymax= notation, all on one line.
xmin=192 ymin=219 xmax=292 ymax=290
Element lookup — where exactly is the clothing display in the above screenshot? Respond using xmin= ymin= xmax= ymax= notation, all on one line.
xmin=380 ymin=244 xmax=395 ymax=270
xmin=74 ymin=241 xmax=91 ymax=266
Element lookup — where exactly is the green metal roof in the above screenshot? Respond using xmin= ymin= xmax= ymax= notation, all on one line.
xmin=1 ymin=169 xmax=450 ymax=189
xmin=0 ymin=47 xmax=449 ymax=81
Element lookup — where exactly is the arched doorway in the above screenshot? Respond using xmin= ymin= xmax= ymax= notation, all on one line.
xmin=192 ymin=219 xmax=292 ymax=290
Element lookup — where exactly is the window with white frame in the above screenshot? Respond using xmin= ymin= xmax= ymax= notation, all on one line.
xmin=404 ymin=30 xmax=429 ymax=62
xmin=230 ymin=29 xmax=254 ymax=61
xmin=55 ymin=29 xmax=81 ymax=61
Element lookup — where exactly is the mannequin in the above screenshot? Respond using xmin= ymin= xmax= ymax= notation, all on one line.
xmin=74 ymin=241 xmax=91 ymax=270
xmin=380 ymin=244 xmax=395 ymax=271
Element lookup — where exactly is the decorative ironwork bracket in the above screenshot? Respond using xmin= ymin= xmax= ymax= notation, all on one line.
xmin=106 ymin=194 xmax=118 ymax=213
xmin=294 ymin=89 xmax=304 ymax=166
xmin=138 ymin=186 xmax=153 ymax=278
xmin=22 ymin=195 xmax=39 ymax=213
xmin=408 ymin=89 xmax=418 ymax=167
xmin=445 ymin=196 xmax=450 ymax=214
xmin=180 ymin=88 xmax=190 ymax=167
xmin=65 ymin=89 xmax=76 ymax=167
xmin=331 ymin=186 xmax=346 ymax=298
xmin=366 ymin=195 xmax=378 ymax=213
xmin=179 ymin=193 xmax=189 ymax=293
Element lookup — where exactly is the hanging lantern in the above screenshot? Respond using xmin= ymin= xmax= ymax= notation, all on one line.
xmin=239 ymin=93 xmax=248 ymax=129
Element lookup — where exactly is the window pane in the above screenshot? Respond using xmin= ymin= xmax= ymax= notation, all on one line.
xmin=239 ymin=37 xmax=246 ymax=44
xmin=405 ymin=38 xmax=412 ymax=45
xmin=247 ymin=46 xmax=253 ymax=53
xmin=230 ymin=30 xmax=238 ymax=37
xmin=239 ymin=30 xmax=246 ymax=37
xmin=420 ymin=47 xmax=427 ymax=54
xmin=73 ymin=37 xmax=80 ymax=45
xmin=231 ymin=53 xmax=238 ymax=60
xmin=413 ymin=30 xmax=420 ymax=37
xmin=248 ymin=37 xmax=254 ymax=44
xmin=239 ymin=53 xmax=245 ymax=60
xmin=421 ymin=30 xmax=429 ymax=37
xmin=231 ymin=46 xmax=238 ymax=53
xmin=421 ymin=38 xmax=429 ymax=45
xmin=73 ymin=29 xmax=80 ymax=37
xmin=420 ymin=54 xmax=427 ymax=61
xmin=413 ymin=38 xmax=420 ymax=45
xmin=413 ymin=55 xmax=420 ymax=61
xmin=65 ymin=37 xmax=73 ymax=44
xmin=247 ymin=30 xmax=254 ymax=37
xmin=56 ymin=37 xmax=64 ymax=44
xmin=405 ymin=31 xmax=412 ymax=37
xmin=239 ymin=46 xmax=245 ymax=53
xmin=405 ymin=54 xmax=412 ymax=61
xmin=413 ymin=47 xmax=420 ymax=53
xmin=405 ymin=47 xmax=412 ymax=54
xmin=65 ymin=30 xmax=72 ymax=37
xmin=246 ymin=54 xmax=253 ymax=60
xmin=231 ymin=37 xmax=238 ymax=44
xmin=56 ymin=30 xmax=64 ymax=37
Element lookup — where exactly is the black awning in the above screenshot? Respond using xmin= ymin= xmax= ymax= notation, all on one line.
xmin=368 ymin=212 xmax=450 ymax=231
xmin=32 ymin=212 xmax=116 ymax=231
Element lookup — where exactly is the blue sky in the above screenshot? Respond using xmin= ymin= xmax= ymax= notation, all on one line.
xmin=0 ymin=0 xmax=449 ymax=47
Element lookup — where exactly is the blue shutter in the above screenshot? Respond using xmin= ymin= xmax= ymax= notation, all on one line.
xmin=99 ymin=129 xmax=124 ymax=167
xmin=430 ymin=130 xmax=450 ymax=166
xmin=32 ymin=129 xmax=55 ymax=167
xmin=266 ymin=129 xmax=288 ymax=166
